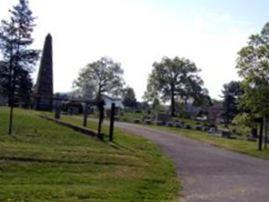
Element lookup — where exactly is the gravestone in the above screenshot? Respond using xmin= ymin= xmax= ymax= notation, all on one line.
xmin=155 ymin=113 xmax=171 ymax=125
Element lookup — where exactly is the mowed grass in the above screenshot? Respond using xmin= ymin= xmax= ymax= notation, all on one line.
xmin=150 ymin=125 xmax=269 ymax=159
xmin=0 ymin=107 xmax=179 ymax=201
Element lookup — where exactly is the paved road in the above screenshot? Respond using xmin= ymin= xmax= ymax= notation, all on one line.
xmin=115 ymin=122 xmax=269 ymax=202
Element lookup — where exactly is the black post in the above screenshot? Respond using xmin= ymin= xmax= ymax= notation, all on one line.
xmin=97 ymin=100 xmax=105 ymax=140
xmin=83 ymin=103 xmax=88 ymax=127
xmin=259 ymin=118 xmax=263 ymax=151
xmin=109 ymin=103 xmax=115 ymax=142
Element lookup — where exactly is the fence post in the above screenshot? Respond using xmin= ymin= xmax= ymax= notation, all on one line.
xmin=97 ymin=100 xmax=105 ymax=140
xmin=109 ymin=103 xmax=115 ymax=142
xmin=83 ymin=103 xmax=88 ymax=127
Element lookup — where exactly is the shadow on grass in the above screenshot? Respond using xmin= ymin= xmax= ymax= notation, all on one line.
xmin=0 ymin=156 xmax=141 ymax=167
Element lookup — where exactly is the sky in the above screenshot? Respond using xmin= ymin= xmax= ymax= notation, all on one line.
xmin=0 ymin=0 xmax=268 ymax=100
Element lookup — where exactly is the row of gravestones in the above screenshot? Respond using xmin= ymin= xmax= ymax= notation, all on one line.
xmin=134 ymin=113 xmax=237 ymax=139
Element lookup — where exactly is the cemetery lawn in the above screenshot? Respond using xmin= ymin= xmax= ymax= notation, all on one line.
xmin=0 ymin=107 xmax=179 ymax=201
xmin=152 ymin=125 xmax=269 ymax=159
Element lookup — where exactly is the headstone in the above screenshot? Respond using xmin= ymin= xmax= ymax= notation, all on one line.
xmin=54 ymin=100 xmax=61 ymax=119
xmin=155 ymin=113 xmax=171 ymax=125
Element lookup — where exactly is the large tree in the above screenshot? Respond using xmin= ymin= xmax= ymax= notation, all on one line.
xmin=145 ymin=56 xmax=208 ymax=116
xmin=122 ymin=87 xmax=137 ymax=108
xmin=236 ymin=22 xmax=269 ymax=149
xmin=73 ymin=57 xmax=124 ymax=101
xmin=0 ymin=0 xmax=39 ymax=134
xmin=237 ymin=23 xmax=269 ymax=118
xmin=221 ymin=81 xmax=243 ymax=126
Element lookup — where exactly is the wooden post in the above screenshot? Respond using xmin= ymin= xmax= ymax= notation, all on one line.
xmin=259 ymin=118 xmax=263 ymax=151
xmin=97 ymin=100 xmax=105 ymax=140
xmin=83 ymin=103 xmax=88 ymax=127
xmin=109 ymin=103 xmax=115 ymax=142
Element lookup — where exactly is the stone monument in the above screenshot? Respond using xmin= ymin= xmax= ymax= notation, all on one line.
xmin=34 ymin=34 xmax=53 ymax=111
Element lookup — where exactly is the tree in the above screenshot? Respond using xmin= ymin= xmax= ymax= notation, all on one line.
xmin=0 ymin=61 xmax=9 ymax=97
xmin=236 ymin=22 xmax=269 ymax=149
xmin=0 ymin=0 xmax=39 ymax=134
xmin=145 ymin=56 xmax=208 ymax=116
xmin=74 ymin=57 xmax=124 ymax=101
xmin=122 ymin=87 xmax=137 ymax=108
xmin=221 ymin=81 xmax=243 ymax=126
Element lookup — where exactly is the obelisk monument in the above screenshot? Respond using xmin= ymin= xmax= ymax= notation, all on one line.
xmin=34 ymin=34 xmax=53 ymax=110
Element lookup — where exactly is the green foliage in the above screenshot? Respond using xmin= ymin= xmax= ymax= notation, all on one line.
xmin=221 ymin=81 xmax=243 ymax=125
xmin=0 ymin=107 xmax=180 ymax=201
xmin=144 ymin=56 xmax=209 ymax=116
xmin=0 ymin=0 xmax=39 ymax=106
xmin=73 ymin=57 xmax=124 ymax=101
xmin=122 ymin=87 xmax=137 ymax=108
xmin=236 ymin=22 xmax=269 ymax=117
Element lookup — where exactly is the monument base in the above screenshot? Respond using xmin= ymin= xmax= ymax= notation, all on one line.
xmin=34 ymin=97 xmax=53 ymax=111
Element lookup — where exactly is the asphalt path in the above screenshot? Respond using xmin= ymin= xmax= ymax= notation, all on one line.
xmin=115 ymin=122 xmax=269 ymax=202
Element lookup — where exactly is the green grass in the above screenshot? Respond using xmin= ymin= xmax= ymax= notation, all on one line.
xmin=150 ymin=124 xmax=269 ymax=159
xmin=0 ymin=107 xmax=180 ymax=201
xmin=119 ymin=111 xmax=144 ymax=123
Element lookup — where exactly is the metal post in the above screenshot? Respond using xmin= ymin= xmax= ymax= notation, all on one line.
xmin=109 ymin=103 xmax=115 ymax=142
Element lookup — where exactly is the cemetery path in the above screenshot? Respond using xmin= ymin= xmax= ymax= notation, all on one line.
xmin=115 ymin=122 xmax=269 ymax=202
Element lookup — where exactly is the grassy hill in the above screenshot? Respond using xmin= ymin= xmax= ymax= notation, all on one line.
xmin=0 ymin=107 xmax=179 ymax=201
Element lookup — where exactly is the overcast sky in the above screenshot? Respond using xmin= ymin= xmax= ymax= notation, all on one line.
xmin=0 ymin=0 xmax=268 ymax=100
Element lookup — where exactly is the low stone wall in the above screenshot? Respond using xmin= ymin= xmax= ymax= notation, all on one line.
xmin=39 ymin=115 xmax=103 ymax=140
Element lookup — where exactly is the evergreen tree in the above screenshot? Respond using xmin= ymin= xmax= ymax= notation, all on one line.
xmin=0 ymin=0 xmax=39 ymax=134
xmin=221 ymin=81 xmax=243 ymax=126
xmin=122 ymin=87 xmax=137 ymax=108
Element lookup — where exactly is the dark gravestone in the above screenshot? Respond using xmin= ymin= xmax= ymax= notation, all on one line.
xmin=34 ymin=34 xmax=53 ymax=111
xmin=155 ymin=113 xmax=171 ymax=125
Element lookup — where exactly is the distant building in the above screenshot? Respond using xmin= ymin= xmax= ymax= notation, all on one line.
xmin=184 ymin=103 xmax=201 ymax=118
xmin=207 ymin=101 xmax=223 ymax=124
xmin=103 ymin=95 xmax=124 ymax=110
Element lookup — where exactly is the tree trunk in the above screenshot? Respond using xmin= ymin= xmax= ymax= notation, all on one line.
xmin=264 ymin=117 xmax=268 ymax=149
xmin=170 ymin=86 xmax=175 ymax=117
xmin=259 ymin=118 xmax=263 ymax=151
xmin=8 ymin=59 xmax=14 ymax=135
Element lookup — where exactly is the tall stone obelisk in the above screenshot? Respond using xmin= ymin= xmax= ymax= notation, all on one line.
xmin=34 ymin=34 xmax=53 ymax=111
